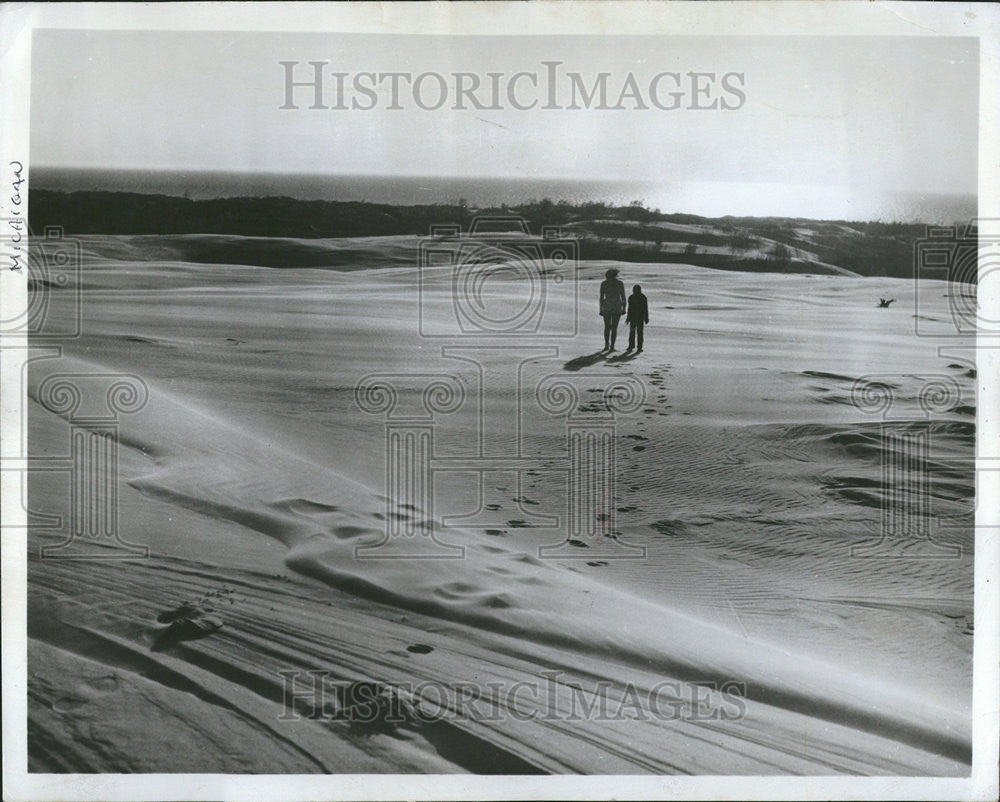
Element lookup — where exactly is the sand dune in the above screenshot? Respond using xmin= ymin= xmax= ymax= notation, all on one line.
xmin=76 ymin=233 xmax=422 ymax=271
xmin=26 ymin=233 xmax=974 ymax=774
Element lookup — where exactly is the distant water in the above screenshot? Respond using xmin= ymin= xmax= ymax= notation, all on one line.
xmin=32 ymin=167 xmax=976 ymax=225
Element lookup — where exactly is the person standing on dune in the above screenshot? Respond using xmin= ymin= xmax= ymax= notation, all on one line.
xmin=599 ymin=268 xmax=627 ymax=351
xmin=626 ymin=284 xmax=649 ymax=353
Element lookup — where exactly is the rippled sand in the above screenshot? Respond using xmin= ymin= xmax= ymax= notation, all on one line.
xmin=26 ymin=235 xmax=974 ymax=773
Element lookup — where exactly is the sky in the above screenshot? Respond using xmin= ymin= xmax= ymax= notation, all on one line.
xmin=30 ymin=30 xmax=978 ymax=219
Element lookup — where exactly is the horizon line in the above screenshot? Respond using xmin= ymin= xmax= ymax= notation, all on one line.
xmin=28 ymin=165 xmax=978 ymax=201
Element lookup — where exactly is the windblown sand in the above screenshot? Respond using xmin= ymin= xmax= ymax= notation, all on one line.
xmin=26 ymin=234 xmax=974 ymax=774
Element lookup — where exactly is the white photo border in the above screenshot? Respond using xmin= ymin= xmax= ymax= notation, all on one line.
xmin=1 ymin=2 xmax=997 ymax=800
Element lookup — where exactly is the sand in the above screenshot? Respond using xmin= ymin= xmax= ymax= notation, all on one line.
xmin=25 ymin=234 xmax=974 ymax=774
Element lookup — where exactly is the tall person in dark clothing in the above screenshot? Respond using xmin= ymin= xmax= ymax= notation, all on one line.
xmin=626 ymin=284 xmax=649 ymax=353
xmin=599 ymin=268 xmax=627 ymax=351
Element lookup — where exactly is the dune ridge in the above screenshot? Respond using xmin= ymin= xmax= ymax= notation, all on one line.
xmin=25 ymin=235 xmax=974 ymax=774
xmin=27 ymin=352 xmax=971 ymax=772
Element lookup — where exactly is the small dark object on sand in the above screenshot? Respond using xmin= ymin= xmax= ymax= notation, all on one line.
xmin=152 ymin=600 xmax=224 ymax=651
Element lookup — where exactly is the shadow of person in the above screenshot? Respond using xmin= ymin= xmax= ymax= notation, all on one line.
xmin=563 ymin=350 xmax=609 ymax=372
xmin=606 ymin=351 xmax=639 ymax=363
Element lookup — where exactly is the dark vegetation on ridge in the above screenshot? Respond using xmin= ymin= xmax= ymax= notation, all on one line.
xmin=30 ymin=189 xmax=969 ymax=279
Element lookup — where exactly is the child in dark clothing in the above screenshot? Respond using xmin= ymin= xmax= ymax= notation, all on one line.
xmin=626 ymin=285 xmax=649 ymax=353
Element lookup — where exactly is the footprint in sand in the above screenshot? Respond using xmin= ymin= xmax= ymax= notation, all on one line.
xmin=435 ymin=581 xmax=477 ymax=598
xmin=52 ymin=674 xmax=121 ymax=713
xmin=153 ymin=597 xmax=226 ymax=651
xmin=152 ymin=614 xmax=224 ymax=651
xmin=434 ymin=583 xmax=513 ymax=609
xmin=276 ymin=498 xmax=340 ymax=516
xmin=51 ymin=696 xmax=89 ymax=714
xmin=330 ymin=525 xmax=378 ymax=540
